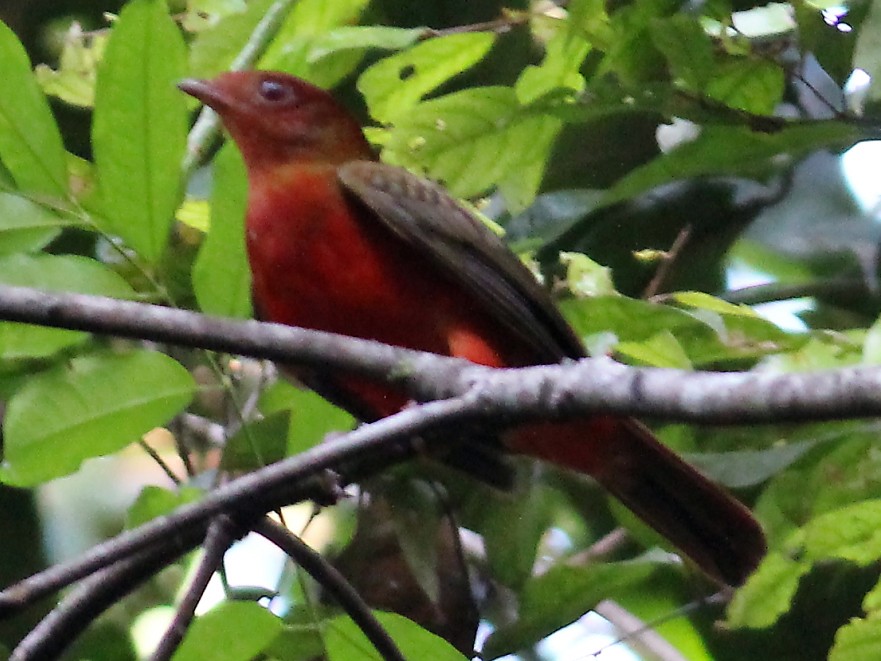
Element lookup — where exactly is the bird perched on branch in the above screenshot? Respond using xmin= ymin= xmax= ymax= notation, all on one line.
xmin=179 ymin=70 xmax=765 ymax=587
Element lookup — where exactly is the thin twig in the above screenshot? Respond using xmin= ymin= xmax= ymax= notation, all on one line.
xmin=149 ymin=515 xmax=244 ymax=661
xmin=592 ymin=599 xmax=688 ymax=661
xmin=138 ymin=439 xmax=181 ymax=485
xmin=642 ymin=224 xmax=692 ymax=299
xmin=720 ymin=277 xmax=871 ymax=306
xmin=256 ymin=519 xmax=407 ymax=661
xmin=0 ymin=395 xmax=480 ymax=618
xmin=9 ymin=535 xmax=200 ymax=661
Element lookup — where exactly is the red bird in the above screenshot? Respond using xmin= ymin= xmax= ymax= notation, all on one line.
xmin=179 ymin=71 xmax=765 ymax=586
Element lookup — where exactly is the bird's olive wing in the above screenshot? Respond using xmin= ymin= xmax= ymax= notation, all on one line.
xmin=338 ymin=161 xmax=584 ymax=362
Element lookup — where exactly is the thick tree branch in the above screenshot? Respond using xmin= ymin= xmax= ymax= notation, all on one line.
xmin=1 ymin=285 xmax=881 ymax=423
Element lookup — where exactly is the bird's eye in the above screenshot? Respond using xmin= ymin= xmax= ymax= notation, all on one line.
xmin=258 ymin=79 xmax=292 ymax=103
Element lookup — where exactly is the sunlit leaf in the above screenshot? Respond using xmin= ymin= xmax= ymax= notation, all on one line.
xmin=325 ymin=612 xmax=466 ymax=661
xmin=174 ymin=601 xmax=283 ymax=661
xmin=359 ymin=33 xmax=496 ymax=123
xmin=193 ymin=144 xmax=251 ymax=317
xmin=93 ymin=0 xmax=188 ymax=263
xmin=0 ymin=20 xmax=68 ymax=196
xmin=1 ymin=351 xmax=195 ymax=486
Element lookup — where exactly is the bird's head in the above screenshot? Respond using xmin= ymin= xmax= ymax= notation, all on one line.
xmin=179 ymin=71 xmax=372 ymax=171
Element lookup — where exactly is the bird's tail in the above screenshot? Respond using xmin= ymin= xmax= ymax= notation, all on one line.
xmin=509 ymin=416 xmax=766 ymax=586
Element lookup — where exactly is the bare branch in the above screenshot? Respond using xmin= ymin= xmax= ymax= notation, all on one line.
xmin=0 ymin=395 xmax=480 ymax=619
xmin=9 ymin=536 xmax=197 ymax=661
xmin=148 ymin=516 xmax=243 ymax=661
xmin=255 ymin=519 xmax=406 ymax=661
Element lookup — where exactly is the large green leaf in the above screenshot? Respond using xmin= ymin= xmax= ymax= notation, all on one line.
xmin=1 ymin=351 xmax=195 ymax=486
xmin=325 ymin=611 xmax=466 ymax=661
xmin=482 ymin=560 xmax=658 ymax=659
xmin=173 ymin=601 xmax=283 ymax=661
xmin=0 ymin=20 xmax=68 ymax=196
xmin=92 ymin=0 xmax=188 ymax=263
xmin=380 ymin=86 xmax=560 ymax=208
xmin=359 ymin=32 xmax=496 ymax=123
xmin=607 ymin=122 xmax=869 ymax=205
xmin=260 ymin=0 xmax=370 ymax=87
xmin=192 ymin=144 xmax=251 ymax=317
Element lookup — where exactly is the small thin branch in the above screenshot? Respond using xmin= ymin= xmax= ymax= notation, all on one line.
xmin=255 ymin=519 xmax=406 ymax=661
xmin=422 ymin=11 xmax=530 ymax=38
xmin=593 ymin=600 xmax=688 ymax=661
xmin=590 ymin=592 xmax=728 ymax=660
xmin=565 ymin=528 xmax=630 ymax=568
xmin=9 ymin=537 xmax=197 ymax=661
xmin=149 ymin=515 xmax=244 ymax=661
xmin=138 ymin=438 xmax=181 ymax=485
xmin=0 ymin=395 xmax=480 ymax=619
xmin=643 ymin=224 xmax=692 ymax=299
xmin=721 ymin=277 xmax=871 ymax=306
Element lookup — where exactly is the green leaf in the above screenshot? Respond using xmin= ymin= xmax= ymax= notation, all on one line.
xmin=515 ymin=16 xmax=591 ymax=104
xmin=359 ymin=33 xmax=496 ymax=123
xmin=483 ymin=560 xmax=658 ymax=659
xmin=672 ymin=290 xmax=759 ymax=318
xmin=704 ymin=58 xmax=785 ymax=115
xmin=324 ymin=611 xmax=466 ymax=661
xmin=1 ymin=351 xmax=195 ymax=486
xmin=126 ymin=485 xmax=203 ymax=528
xmin=803 ymin=500 xmax=881 ymax=565
xmin=221 ymin=410 xmax=290 ymax=471
xmin=726 ymin=552 xmax=810 ymax=629
xmin=607 ymin=122 xmax=869 ymax=205
xmin=258 ymin=380 xmax=354 ymax=456
xmin=92 ymin=0 xmax=188 ymax=263
xmin=259 ymin=0 xmax=370 ymax=87
xmin=173 ymin=601 xmax=283 ymax=661
xmin=193 ymin=144 xmax=251 ymax=317
xmin=0 ymin=192 xmax=77 ymax=255
xmin=35 ymin=24 xmax=106 ymax=108
xmin=616 ymin=329 xmax=692 ymax=368
xmin=381 ymin=86 xmax=561 ymax=207
xmin=830 ymin=618 xmax=881 ymax=661
xmin=0 ymin=253 xmax=135 ymax=359
xmin=687 ymin=440 xmax=820 ymax=489
xmin=561 ymin=295 xmax=792 ymax=367
xmin=0 ymin=20 xmax=68 ymax=196
xmin=650 ymin=14 xmax=715 ymax=91
xmin=308 ymin=26 xmax=424 ymax=62
xmin=559 ymin=251 xmax=617 ymax=297
xmin=189 ymin=0 xmax=274 ymax=78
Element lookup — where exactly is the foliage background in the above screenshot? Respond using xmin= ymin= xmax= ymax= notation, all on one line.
xmin=1 ymin=0 xmax=881 ymax=659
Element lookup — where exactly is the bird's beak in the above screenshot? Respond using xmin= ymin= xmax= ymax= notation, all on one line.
xmin=178 ymin=78 xmax=227 ymax=112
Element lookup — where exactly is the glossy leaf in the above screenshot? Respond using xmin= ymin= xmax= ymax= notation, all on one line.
xmin=325 ymin=611 xmax=466 ymax=661
xmin=173 ymin=601 xmax=283 ymax=661
xmin=92 ymin=0 xmax=188 ymax=263
xmin=359 ymin=33 xmax=496 ymax=123
xmin=193 ymin=144 xmax=251 ymax=317
xmin=0 ymin=20 xmax=68 ymax=196
xmin=1 ymin=351 xmax=195 ymax=485
xmin=483 ymin=560 xmax=658 ymax=659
